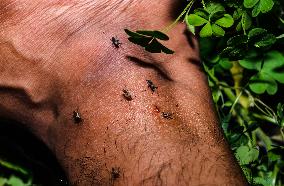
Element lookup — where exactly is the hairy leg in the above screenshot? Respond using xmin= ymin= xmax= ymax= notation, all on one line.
xmin=0 ymin=0 xmax=248 ymax=185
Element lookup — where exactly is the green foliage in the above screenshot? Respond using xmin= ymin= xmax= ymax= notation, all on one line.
xmin=0 ymin=175 xmax=32 ymax=186
xmin=244 ymin=0 xmax=274 ymax=17
xmin=236 ymin=146 xmax=259 ymax=165
xmin=0 ymin=159 xmax=32 ymax=186
xmin=239 ymin=51 xmax=284 ymax=95
xmin=125 ymin=0 xmax=284 ymax=185
xmin=186 ymin=3 xmax=234 ymax=37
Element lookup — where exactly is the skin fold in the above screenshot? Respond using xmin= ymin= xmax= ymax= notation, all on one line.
xmin=0 ymin=0 xmax=248 ymax=185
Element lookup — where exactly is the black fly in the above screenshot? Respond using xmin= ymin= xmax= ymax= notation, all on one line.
xmin=111 ymin=167 xmax=120 ymax=180
xmin=122 ymin=89 xmax=133 ymax=101
xmin=162 ymin=112 xmax=173 ymax=120
xmin=146 ymin=80 xmax=158 ymax=92
xmin=111 ymin=37 xmax=122 ymax=49
xmin=73 ymin=110 xmax=83 ymax=124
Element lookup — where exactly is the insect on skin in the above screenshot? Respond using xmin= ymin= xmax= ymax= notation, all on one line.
xmin=111 ymin=36 xmax=122 ymax=49
xmin=73 ymin=110 xmax=83 ymax=124
xmin=122 ymin=89 xmax=133 ymax=101
xmin=111 ymin=167 xmax=120 ymax=180
xmin=162 ymin=112 xmax=173 ymax=120
xmin=146 ymin=80 xmax=158 ymax=92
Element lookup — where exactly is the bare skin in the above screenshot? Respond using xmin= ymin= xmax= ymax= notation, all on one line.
xmin=0 ymin=0 xmax=248 ymax=185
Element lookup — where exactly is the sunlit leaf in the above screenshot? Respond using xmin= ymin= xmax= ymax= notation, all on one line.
xmin=215 ymin=14 xmax=234 ymax=28
xmin=200 ymin=22 xmax=213 ymax=37
xmin=187 ymin=14 xmax=208 ymax=26
xmin=244 ymin=0 xmax=259 ymax=8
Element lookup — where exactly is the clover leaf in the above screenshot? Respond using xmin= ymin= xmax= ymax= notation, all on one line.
xmin=240 ymin=51 xmax=284 ymax=95
xmin=248 ymin=28 xmax=276 ymax=48
xmin=244 ymin=0 xmax=274 ymax=17
xmin=215 ymin=14 xmax=235 ymax=28
xmin=186 ymin=14 xmax=208 ymax=26
xmin=235 ymin=145 xmax=259 ymax=165
xmin=249 ymin=72 xmax=278 ymax=95
xmin=236 ymin=11 xmax=252 ymax=32
xmin=186 ymin=3 xmax=234 ymax=37
xmin=124 ymin=29 xmax=174 ymax=54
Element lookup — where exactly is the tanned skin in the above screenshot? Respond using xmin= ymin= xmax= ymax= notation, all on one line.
xmin=0 ymin=0 xmax=248 ymax=185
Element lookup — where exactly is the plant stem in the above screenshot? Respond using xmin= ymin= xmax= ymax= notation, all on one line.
xmin=281 ymin=127 xmax=284 ymax=141
xmin=229 ymin=90 xmax=243 ymax=114
xmin=255 ymin=128 xmax=272 ymax=150
xmin=252 ymin=113 xmax=277 ymax=124
xmin=201 ymin=0 xmax=206 ymax=9
xmin=162 ymin=0 xmax=195 ymax=32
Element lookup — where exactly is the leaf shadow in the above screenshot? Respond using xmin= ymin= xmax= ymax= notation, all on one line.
xmin=126 ymin=56 xmax=173 ymax=81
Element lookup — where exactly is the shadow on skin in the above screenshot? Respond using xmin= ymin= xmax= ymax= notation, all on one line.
xmin=126 ymin=55 xmax=174 ymax=81
xmin=188 ymin=57 xmax=203 ymax=71
xmin=183 ymin=29 xmax=196 ymax=50
xmin=0 ymin=87 xmax=59 ymax=118
xmin=0 ymin=118 xmax=68 ymax=186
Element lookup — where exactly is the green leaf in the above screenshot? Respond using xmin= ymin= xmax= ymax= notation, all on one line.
xmin=230 ymin=134 xmax=249 ymax=147
xmin=145 ymin=38 xmax=174 ymax=54
xmin=160 ymin=44 xmax=175 ymax=54
xmin=248 ymin=28 xmax=276 ymax=48
xmin=212 ymin=24 xmax=225 ymax=36
xmin=125 ymin=29 xmax=174 ymax=54
xmin=239 ymin=55 xmax=262 ymax=70
xmin=241 ymin=167 xmax=252 ymax=183
xmin=253 ymin=177 xmax=273 ymax=186
xmin=219 ymin=58 xmax=233 ymax=69
xmin=227 ymin=35 xmax=248 ymax=46
xmin=0 ymin=159 xmax=29 ymax=175
xmin=136 ymin=30 xmax=169 ymax=40
xmin=145 ymin=38 xmax=164 ymax=53
xmin=200 ymin=22 xmax=213 ymax=37
xmin=186 ymin=22 xmax=196 ymax=35
xmin=252 ymin=2 xmax=261 ymax=17
xmin=241 ymin=51 xmax=284 ymax=94
xmin=221 ymin=114 xmax=231 ymax=133
xmin=6 ymin=175 xmax=27 ymax=186
xmin=236 ymin=21 xmax=242 ymax=31
xmin=210 ymin=11 xmax=226 ymax=22
xmin=194 ymin=8 xmax=209 ymax=19
xmin=262 ymin=51 xmax=284 ymax=83
xmin=254 ymin=34 xmax=276 ymax=48
xmin=206 ymin=3 xmax=225 ymax=15
xmin=128 ymin=37 xmax=152 ymax=47
xmin=124 ymin=29 xmax=143 ymax=38
xmin=221 ymin=47 xmax=247 ymax=60
xmin=235 ymin=146 xmax=259 ymax=165
xmin=215 ymin=14 xmax=234 ymax=28
xmin=244 ymin=0 xmax=259 ymax=8
xmin=277 ymin=103 xmax=284 ymax=126
xmin=267 ymin=151 xmax=281 ymax=162
xmin=233 ymin=8 xmax=243 ymax=20
xmin=241 ymin=12 xmax=252 ymax=31
xmin=259 ymin=0 xmax=274 ymax=13
xmin=248 ymin=28 xmax=267 ymax=39
xmin=186 ymin=14 xmax=208 ymax=26
xmin=249 ymin=72 xmax=278 ymax=95
xmin=0 ymin=177 xmax=8 ymax=186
